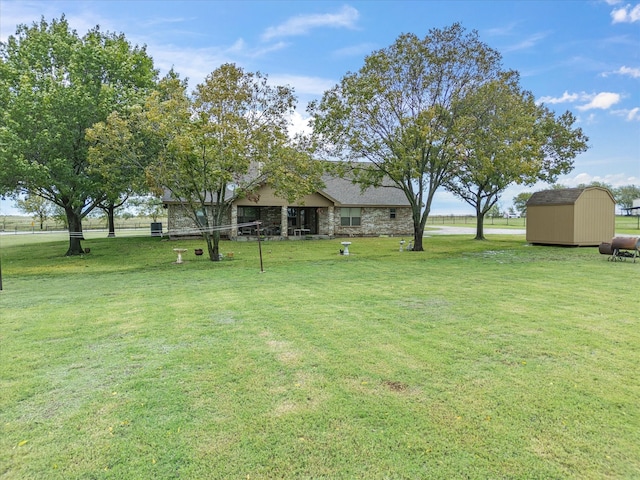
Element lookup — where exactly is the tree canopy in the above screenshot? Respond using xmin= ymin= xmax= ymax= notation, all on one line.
xmin=310 ymin=23 xmax=589 ymax=247
xmin=445 ymin=72 xmax=588 ymax=239
xmin=0 ymin=16 xmax=157 ymax=255
xmin=613 ymin=185 xmax=640 ymax=210
xmin=88 ymin=65 xmax=324 ymax=261
xmin=310 ymin=24 xmax=507 ymax=250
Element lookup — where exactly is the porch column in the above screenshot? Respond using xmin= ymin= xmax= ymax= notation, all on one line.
xmin=281 ymin=205 xmax=288 ymax=237
xmin=230 ymin=204 xmax=238 ymax=239
xmin=328 ymin=206 xmax=335 ymax=236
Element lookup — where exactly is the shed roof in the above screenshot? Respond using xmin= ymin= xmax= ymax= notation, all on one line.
xmin=526 ymin=187 xmax=614 ymax=207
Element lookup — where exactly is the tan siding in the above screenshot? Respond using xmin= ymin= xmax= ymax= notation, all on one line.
xmin=574 ymin=190 xmax=615 ymax=245
xmin=234 ymin=185 xmax=332 ymax=207
xmin=526 ymin=187 xmax=615 ymax=245
xmin=526 ymin=205 xmax=574 ymax=244
xmin=527 ymin=205 xmax=574 ymax=245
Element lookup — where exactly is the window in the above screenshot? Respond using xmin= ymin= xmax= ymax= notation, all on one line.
xmin=195 ymin=209 xmax=207 ymax=228
xmin=340 ymin=207 xmax=361 ymax=226
xmin=389 ymin=208 xmax=396 ymax=219
xmin=238 ymin=206 xmax=259 ymax=224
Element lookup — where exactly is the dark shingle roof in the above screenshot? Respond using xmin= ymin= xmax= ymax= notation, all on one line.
xmin=527 ymin=188 xmax=586 ymax=206
xmin=162 ymin=172 xmax=411 ymax=207
xmin=319 ymin=175 xmax=409 ymax=207
xmin=527 ymin=187 xmax=615 ymax=206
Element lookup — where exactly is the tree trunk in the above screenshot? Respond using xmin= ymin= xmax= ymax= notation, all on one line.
xmin=411 ymin=206 xmax=428 ymax=252
xmin=204 ymin=230 xmax=221 ymax=261
xmin=412 ymin=223 xmax=424 ymax=251
xmin=65 ymin=208 xmax=85 ymax=256
xmin=475 ymin=206 xmax=486 ymax=240
xmin=106 ymin=205 xmax=116 ymax=238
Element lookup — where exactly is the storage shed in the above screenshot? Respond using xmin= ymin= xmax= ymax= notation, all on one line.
xmin=526 ymin=187 xmax=615 ymax=246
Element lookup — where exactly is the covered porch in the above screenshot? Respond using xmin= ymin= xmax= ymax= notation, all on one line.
xmin=230 ymin=204 xmax=335 ymax=239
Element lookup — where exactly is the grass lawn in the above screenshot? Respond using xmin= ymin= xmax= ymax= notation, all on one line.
xmin=1 ymin=232 xmax=639 ymax=478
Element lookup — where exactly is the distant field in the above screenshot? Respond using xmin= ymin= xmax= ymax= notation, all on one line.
xmin=427 ymin=214 xmax=639 ymax=233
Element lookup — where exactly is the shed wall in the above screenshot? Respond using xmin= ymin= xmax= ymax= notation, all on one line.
xmin=574 ymin=190 xmax=615 ymax=245
xmin=526 ymin=188 xmax=615 ymax=246
xmin=527 ymin=205 xmax=575 ymax=244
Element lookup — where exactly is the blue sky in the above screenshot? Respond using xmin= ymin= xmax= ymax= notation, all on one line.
xmin=1 ymin=0 xmax=639 ymax=215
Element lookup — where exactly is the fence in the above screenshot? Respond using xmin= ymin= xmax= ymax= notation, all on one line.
xmin=426 ymin=215 xmax=526 ymax=226
xmin=0 ymin=216 xmax=168 ymax=234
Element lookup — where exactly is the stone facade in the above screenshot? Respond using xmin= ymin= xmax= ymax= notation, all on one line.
xmin=167 ymin=203 xmax=413 ymax=239
xmin=167 ymin=204 xmax=231 ymax=237
xmin=332 ymin=206 xmax=413 ymax=237
xmin=164 ymin=177 xmax=413 ymax=239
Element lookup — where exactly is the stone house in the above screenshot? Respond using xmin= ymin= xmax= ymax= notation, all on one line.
xmin=163 ymin=174 xmax=413 ymax=239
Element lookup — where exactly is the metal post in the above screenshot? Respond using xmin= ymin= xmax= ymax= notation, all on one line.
xmin=0 ymin=196 xmax=3 ymax=290
xmin=256 ymin=221 xmax=264 ymax=273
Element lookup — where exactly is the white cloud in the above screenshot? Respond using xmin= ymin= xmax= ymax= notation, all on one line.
xmin=627 ymin=107 xmax=640 ymax=120
xmin=576 ymin=92 xmax=622 ymax=110
xmin=503 ymin=31 xmax=549 ymax=52
xmin=485 ymin=23 xmax=519 ymax=36
xmin=537 ymin=91 xmax=580 ymax=104
xmin=261 ymin=5 xmax=359 ymax=41
xmin=577 ymin=113 xmax=599 ymax=125
xmin=560 ymin=172 xmax=639 ymax=187
xmin=611 ymin=3 xmax=640 ymax=23
xmin=539 ymin=91 xmax=625 ymax=112
xmin=287 ymin=110 xmax=313 ymax=137
xmin=612 ymin=107 xmax=640 ymax=121
xmin=0 ymin=3 xmax=110 ymax=42
xmin=149 ymin=44 xmax=236 ymax=87
xmin=614 ymin=65 xmax=640 ymax=77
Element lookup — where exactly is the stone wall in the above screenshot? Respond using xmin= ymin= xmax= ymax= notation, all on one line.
xmin=333 ymin=207 xmax=413 ymax=237
xmin=168 ymin=204 xmax=413 ymax=238
xmin=167 ymin=205 xmax=232 ymax=238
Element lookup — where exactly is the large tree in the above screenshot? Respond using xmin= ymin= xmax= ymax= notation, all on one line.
xmin=309 ymin=24 xmax=505 ymax=251
xmin=89 ymin=66 xmax=324 ymax=261
xmin=613 ymin=185 xmax=640 ymax=211
xmin=513 ymin=192 xmax=533 ymax=217
xmin=445 ymin=72 xmax=588 ymax=239
xmin=0 ymin=17 xmax=156 ymax=255
xmin=15 ymin=194 xmax=55 ymax=230
xmin=86 ymin=108 xmax=149 ymax=238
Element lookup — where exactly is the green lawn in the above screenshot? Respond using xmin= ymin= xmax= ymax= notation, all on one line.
xmin=1 ymin=233 xmax=638 ymax=478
